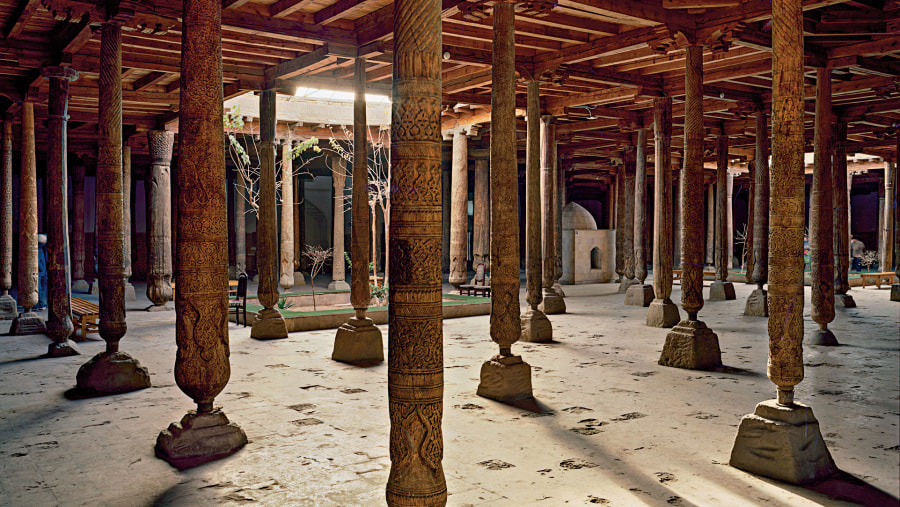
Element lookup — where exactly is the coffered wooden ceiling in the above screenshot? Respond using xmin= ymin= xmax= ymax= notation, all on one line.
xmin=0 ymin=0 xmax=897 ymax=174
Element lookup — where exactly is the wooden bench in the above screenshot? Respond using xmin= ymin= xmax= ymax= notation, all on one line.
xmin=71 ymin=297 xmax=99 ymax=341
xmin=672 ymin=269 xmax=717 ymax=284
xmin=460 ymin=284 xmax=491 ymax=297
xmin=859 ymin=272 xmax=898 ymax=289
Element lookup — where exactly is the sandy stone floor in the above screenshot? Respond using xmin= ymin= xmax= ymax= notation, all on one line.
xmin=1 ymin=279 xmax=897 ymax=506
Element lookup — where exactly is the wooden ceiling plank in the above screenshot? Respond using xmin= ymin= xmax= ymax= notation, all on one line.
xmin=133 ymin=71 xmax=169 ymax=91
xmin=828 ymin=35 xmax=900 ymax=59
xmin=220 ymin=11 xmax=357 ymax=46
xmin=5 ymin=0 xmax=43 ymax=40
xmin=270 ymin=0 xmax=318 ymax=18
xmin=534 ymin=26 xmax=659 ymax=75
xmin=264 ymin=45 xmax=330 ymax=82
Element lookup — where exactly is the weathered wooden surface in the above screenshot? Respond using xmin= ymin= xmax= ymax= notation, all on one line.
xmin=473 ymin=154 xmax=490 ymax=272
xmin=832 ymin=121 xmax=850 ymax=294
xmin=681 ymin=45 xmax=705 ymax=320
xmin=386 ymin=0 xmax=446 ymax=501
xmin=16 ymin=103 xmax=38 ymax=313
xmin=330 ymin=156 xmax=348 ymax=288
xmin=525 ymin=81 xmax=542 ymax=310
xmin=235 ymin=174 xmax=246 ymax=275
xmin=810 ymin=67 xmax=835 ymax=337
xmin=652 ymin=97 xmax=673 ymax=301
xmin=449 ymin=129 xmax=468 ymax=288
xmin=123 ymin=145 xmax=133 ymax=284
xmin=0 ymin=114 xmax=12 ymax=307
xmin=280 ymin=142 xmax=294 ymax=290
xmin=257 ymin=89 xmax=279 ymax=311
xmin=350 ymin=56 xmax=370 ymax=316
xmin=634 ymin=128 xmax=648 ymax=284
xmin=752 ymin=109 xmax=770 ymax=288
xmin=146 ymin=130 xmax=175 ymax=307
xmin=71 ymin=161 xmax=86 ymax=288
xmin=622 ymin=146 xmax=636 ymax=282
xmin=715 ymin=135 xmax=729 ymax=282
xmin=540 ymin=115 xmax=555 ymax=289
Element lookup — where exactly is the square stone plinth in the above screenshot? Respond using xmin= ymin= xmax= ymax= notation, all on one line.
xmin=332 ymin=317 xmax=384 ymax=365
xmin=891 ymin=284 xmax=900 ymax=302
xmin=477 ymin=354 xmax=533 ymax=402
xmin=708 ymin=281 xmax=736 ymax=300
xmin=646 ymin=298 xmax=680 ymax=328
xmin=617 ymin=278 xmax=638 ymax=294
xmin=744 ymin=288 xmax=768 ymax=317
xmin=538 ymin=291 xmax=566 ymax=314
xmin=730 ymin=400 xmax=837 ymax=484
xmin=156 ymin=410 xmax=248 ymax=470
xmin=75 ymin=351 xmax=151 ymax=395
xmin=0 ymin=295 xmax=17 ymax=320
xmin=250 ymin=308 xmax=288 ymax=340
xmin=658 ymin=319 xmax=722 ymax=370
xmin=624 ymin=284 xmax=653 ymax=307
xmin=520 ymin=309 xmax=552 ymax=343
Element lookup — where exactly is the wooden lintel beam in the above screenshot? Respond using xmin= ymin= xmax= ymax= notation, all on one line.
xmin=828 ymin=35 xmax=900 ymax=59
xmin=546 ymin=86 xmax=639 ymax=116
xmin=220 ymin=11 xmax=357 ymax=46
xmin=133 ymin=71 xmax=169 ymax=91
xmin=5 ymin=0 xmax=43 ymax=40
xmin=315 ymin=0 xmax=375 ymax=25
xmin=270 ymin=0 xmax=317 ymax=18
xmin=663 ymin=0 xmax=739 ymax=8
xmin=837 ymin=97 xmax=900 ymax=118
xmin=223 ymin=0 xmax=254 ymax=9
xmin=264 ymin=45 xmax=330 ymax=82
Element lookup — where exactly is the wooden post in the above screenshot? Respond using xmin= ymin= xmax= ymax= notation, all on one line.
xmin=522 ymin=81 xmax=551 ymax=342
xmin=146 ymin=130 xmax=175 ymax=310
xmin=744 ymin=162 xmax=755 ymax=284
xmin=882 ymin=160 xmax=895 ymax=275
xmin=539 ymin=115 xmax=565 ymax=314
xmin=476 ymin=0 xmax=533 ymax=403
xmin=472 ymin=153 xmax=490 ymax=272
xmin=809 ymin=67 xmax=837 ymax=345
xmin=328 ymin=157 xmax=350 ymax=290
xmin=279 ymin=142 xmax=294 ymax=290
xmin=333 ymin=57 xmax=383 ymax=365
xmin=892 ymin=133 xmax=900 ymax=301
xmin=633 ymin=129 xmax=648 ymax=285
xmin=615 ymin=168 xmax=625 ymax=280
xmin=10 ymin=103 xmax=45 ymax=334
xmin=123 ymin=145 xmax=136 ymax=301
xmin=659 ymin=44 xmax=722 ymax=370
xmin=250 ymin=89 xmax=288 ymax=339
xmin=745 ymin=109 xmax=770 ymax=316
xmin=618 ymin=146 xmax=637 ymax=292
xmin=705 ymin=184 xmax=715 ymax=266
xmin=730 ymin=0 xmax=837 ymax=484
xmin=449 ymin=129 xmax=468 ymax=288
xmin=235 ymin=172 xmax=246 ymax=275
xmin=71 ymin=160 xmax=87 ymax=291
xmin=710 ymin=134 xmax=736 ymax=299
xmin=386 ymin=0 xmax=447 ymax=500
xmin=42 ymin=66 xmax=79 ymax=357
xmin=832 ymin=120 xmax=853 ymax=305
xmin=673 ymin=157 xmax=683 ymax=269
xmin=647 ymin=96 xmax=680 ymax=327
xmin=0 ymin=114 xmax=14 ymax=319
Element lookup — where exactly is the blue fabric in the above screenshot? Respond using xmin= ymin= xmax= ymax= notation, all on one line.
xmin=36 ymin=244 xmax=47 ymax=310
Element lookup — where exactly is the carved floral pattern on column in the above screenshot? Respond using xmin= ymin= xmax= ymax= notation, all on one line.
xmin=681 ymin=45 xmax=705 ymax=319
xmin=810 ymin=67 xmax=835 ymax=332
xmin=147 ymin=130 xmax=175 ymax=306
xmin=653 ymin=97 xmax=673 ymax=301
xmin=17 ymin=103 xmax=39 ymax=312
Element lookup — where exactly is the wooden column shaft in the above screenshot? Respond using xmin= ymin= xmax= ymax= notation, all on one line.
xmin=351 ymin=56 xmax=370 ymax=314
xmin=752 ymin=109 xmax=770 ymax=286
xmin=681 ymin=44 xmax=705 ymax=319
xmin=0 ymin=116 xmax=11 ymax=295
xmin=715 ymin=135 xmax=729 ymax=281
xmin=653 ymin=97 xmax=673 ymax=300
xmin=331 ymin=157 xmax=347 ymax=283
xmin=622 ymin=148 xmax=636 ymax=280
xmin=540 ymin=115 xmax=554 ymax=288
xmin=832 ymin=120 xmax=850 ymax=293
xmin=147 ymin=130 xmax=174 ymax=306
xmin=811 ymin=67 xmax=835 ymax=329
xmin=257 ymin=89 xmax=278 ymax=310
xmin=17 ymin=103 xmax=38 ymax=311
xmin=449 ymin=130 xmax=468 ymax=287
xmin=634 ymin=128 xmax=648 ymax=284
xmin=71 ymin=162 xmax=85 ymax=282
xmin=525 ymin=81 xmax=542 ymax=308
xmin=280 ymin=142 xmax=294 ymax=288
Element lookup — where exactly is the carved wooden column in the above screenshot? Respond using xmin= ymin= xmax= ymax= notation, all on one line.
xmin=280 ymin=142 xmax=295 ymax=290
xmin=731 ymin=0 xmax=837 ymax=482
xmin=328 ymin=156 xmax=350 ymax=291
xmin=615 ymin=169 xmax=625 ymax=281
xmin=710 ymin=135 xmax=736 ymax=300
xmin=472 ymin=151 xmax=490 ymax=273
xmin=42 ymin=66 xmax=79 ymax=357
xmin=832 ymin=120 xmax=854 ymax=306
xmin=251 ymin=89 xmax=288 ymax=339
xmin=11 ymin=104 xmax=45 ymax=334
xmin=441 ymin=159 xmax=451 ymax=275
xmin=449 ymin=129 xmax=469 ymax=288
xmin=123 ymin=145 xmax=136 ymax=301
xmin=744 ymin=163 xmax=755 ymax=284
xmin=705 ymin=184 xmax=715 ymax=266
xmin=647 ymin=97 xmax=680 ymax=327
xmin=146 ymin=130 xmax=174 ymax=311
xmin=892 ymin=135 xmax=900 ymax=302
xmin=0 ymin=114 xmax=14 ymax=319
xmin=522 ymin=81 xmax=551 ymax=342
xmin=71 ymin=160 xmax=88 ymax=292
xmin=235 ymin=174 xmax=247 ymax=275
xmin=673 ymin=157 xmax=683 ymax=269
xmin=745 ymin=109 xmax=770 ymax=316
xmin=809 ymin=68 xmax=837 ymax=346
xmin=476 ymin=0 xmax=533 ymax=403
xmin=156 ymin=0 xmax=247 ymax=469
xmin=333 ymin=57 xmax=383 ymax=365
xmin=882 ymin=159 xmax=895 ymax=276
xmin=553 ymin=133 xmax=565 ymax=297
xmin=539 ymin=115 xmax=565 ymax=314
xmin=626 ymin=129 xmax=653 ymax=306
xmin=77 ymin=22 xmax=151 ymax=395
xmin=618 ymin=147 xmax=637 ymax=293
xmin=387 ymin=0 xmax=446 ymax=497
xmin=659 ymin=45 xmax=721 ymax=370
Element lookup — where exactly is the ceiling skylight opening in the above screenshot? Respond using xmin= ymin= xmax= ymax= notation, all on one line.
xmin=295 ymin=86 xmax=391 ymax=104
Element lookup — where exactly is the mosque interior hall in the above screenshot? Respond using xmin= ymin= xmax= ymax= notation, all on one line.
xmin=0 ymin=0 xmax=898 ymax=505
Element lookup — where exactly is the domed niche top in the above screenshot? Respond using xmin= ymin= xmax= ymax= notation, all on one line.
xmin=562 ymin=202 xmax=597 ymax=231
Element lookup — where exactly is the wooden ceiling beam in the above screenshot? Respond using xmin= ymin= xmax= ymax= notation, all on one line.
xmin=269 ymin=0 xmax=317 ymax=18
xmin=264 ymin=45 xmax=330 ymax=82
xmin=559 ymin=0 xmax=695 ymax=27
xmin=4 ymin=0 xmax=42 ymax=40
xmin=545 ymin=86 xmax=639 ymax=115
xmin=533 ymin=26 xmax=659 ymax=76
xmin=828 ymin=35 xmax=900 ymax=59
xmin=132 ymin=71 xmax=169 ymax=91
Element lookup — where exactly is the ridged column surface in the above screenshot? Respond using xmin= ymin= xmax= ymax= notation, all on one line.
xmin=673 ymin=159 xmax=683 ymax=269
xmin=97 ymin=22 xmax=126 ymax=349
xmin=745 ymin=162 xmax=755 ymax=283
xmin=123 ymin=145 xmax=133 ymax=283
xmin=42 ymin=66 xmax=79 ymax=345
xmin=681 ymin=45 xmax=705 ymax=319
xmin=715 ymin=135 xmax=729 ymax=282
xmin=553 ymin=129 xmax=563 ymax=283
xmin=473 ymin=155 xmax=490 ymax=271
xmin=769 ymin=0 xmax=806 ymax=404
xmin=541 ymin=115 xmax=555 ymax=289
xmin=752 ymin=110 xmax=770 ymax=287
xmin=0 ymin=116 xmax=11 ymax=299
xmin=175 ymin=0 xmax=230 ymax=412
xmin=634 ymin=129 xmax=648 ymax=283
xmin=147 ymin=130 xmax=175 ymax=306
xmin=489 ymin=1 xmax=520 ymax=356
xmin=71 ymin=162 xmax=85 ymax=285
xmin=449 ymin=130 xmax=468 ymax=287
xmin=17 ymin=104 xmax=38 ymax=312
xmin=653 ymin=97 xmax=673 ymax=300
xmin=387 ymin=0 xmax=446 ymax=501
xmin=811 ymin=67 xmax=835 ymax=331
xmin=622 ymin=147 xmax=636 ymax=281
xmin=883 ymin=156 xmax=895 ymax=272
xmin=832 ymin=121 xmax=850 ymax=294
xmin=525 ymin=81 xmax=542 ymax=309
xmin=351 ymin=57 xmax=371 ymax=315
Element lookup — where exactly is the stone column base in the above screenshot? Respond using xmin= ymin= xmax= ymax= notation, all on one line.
xmin=476 ymin=354 xmax=533 ymax=402
xmin=76 ymin=351 xmax=151 ymax=395
xmin=279 ymin=274 xmax=294 ymax=292
xmin=891 ymin=284 xmax=900 ymax=302
xmin=551 ymin=282 xmax=566 ymax=297
xmin=10 ymin=311 xmax=46 ymax=335
xmin=708 ymin=280 xmax=736 ymax=300
xmin=744 ymin=288 xmax=768 ymax=317
xmin=47 ymin=341 xmax=80 ymax=358
xmin=156 ymin=409 xmax=247 ymax=470
xmin=90 ymin=283 xmax=99 ymax=295
xmin=250 ymin=307 xmax=288 ymax=340
xmin=293 ymin=272 xmax=305 ymax=286
xmin=834 ymin=293 xmax=856 ymax=307
xmin=73 ymin=279 xmax=90 ymax=292
xmin=646 ymin=298 xmax=681 ymax=328
xmin=617 ymin=277 xmax=638 ymax=294
xmin=332 ymin=317 xmax=383 ymax=365
xmin=124 ymin=283 xmax=136 ymax=302
xmin=328 ymin=280 xmax=350 ymax=291
xmin=520 ymin=308 xmax=552 ymax=343
xmin=538 ymin=289 xmax=566 ymax=314
xmin=659 ymin=319 xmax=721 ymax=370
xmin=0 ymin=295 xmax=17 ymax=319
xmin=730 ymin=400 xmax=837 ymax=484
xmin=624 ymin=284 xmax=653 ymax=306
xmin=807 ymin=326 xmax=839 ymax=346
xmin=146 ymin=304 xmax=173 ymax=312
